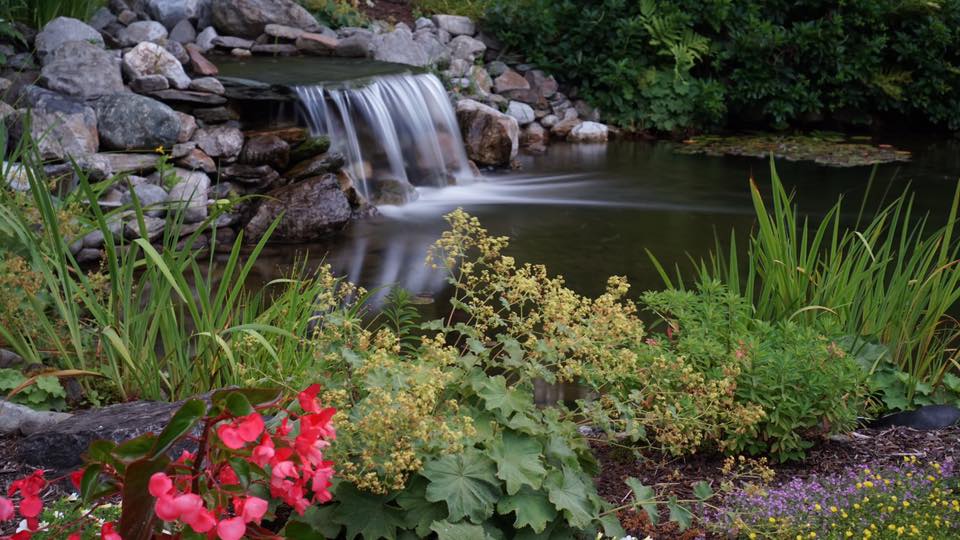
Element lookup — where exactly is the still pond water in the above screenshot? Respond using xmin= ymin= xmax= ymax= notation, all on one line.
xmin=240 ymin=138 xmax=960 ymax=303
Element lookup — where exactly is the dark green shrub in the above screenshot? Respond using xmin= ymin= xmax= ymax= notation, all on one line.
xmin=483 ymin=0 xmax=960 ymax=132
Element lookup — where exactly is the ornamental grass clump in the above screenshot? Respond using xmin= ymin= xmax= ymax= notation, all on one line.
xmin=718 ymin=456 xmax=960 ymax=539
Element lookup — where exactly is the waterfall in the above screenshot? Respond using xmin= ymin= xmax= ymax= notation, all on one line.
xmin=294 ymin=73 xmax=473 ymax=205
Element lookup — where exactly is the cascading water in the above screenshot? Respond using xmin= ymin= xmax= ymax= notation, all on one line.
xmin=294 ymin=73 xmax=474 ymax=205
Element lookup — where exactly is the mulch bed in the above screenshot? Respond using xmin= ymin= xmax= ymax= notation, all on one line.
xmin=594 ymin=426 xmax=960 ymax=538
xmin=4 ymin=426 xmax=960 ymax=537
xmin=358 ymin=0 xmax=416 ymax=26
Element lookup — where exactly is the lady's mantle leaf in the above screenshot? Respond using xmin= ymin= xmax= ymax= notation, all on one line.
xmin=423 ymin=449 xmax=502 ymax=523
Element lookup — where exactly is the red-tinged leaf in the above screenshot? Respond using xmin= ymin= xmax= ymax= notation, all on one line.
xmin=118 ymin=457 xmax=169 ymax=540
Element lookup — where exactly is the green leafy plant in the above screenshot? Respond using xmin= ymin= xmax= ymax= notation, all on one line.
xmin=0 ymin=368 xmax=68 ymax=410
xmin=414 ymin=0 xmax=492 ymax=20
xmin=652 ymin=160 xmax=960 ymax=407
xmin=297 ymin=0 xmax=367 ymax=28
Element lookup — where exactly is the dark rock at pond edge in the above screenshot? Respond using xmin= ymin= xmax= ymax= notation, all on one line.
xmin=289 ymin=136 xmax=330 ymax=164
xmin=244 ymin=173 xmax=351 ymax=242
xmin=240 ymin=134 xmax=290 ymax=170
xmin=149 ymin=89 xmax=228 ymax=105
xmin=96 ymin=93 xmax=182 ymax=151
xmin=18 ymin=398 xmax=206 ymax=471
xmin=872 ymin=405 xmax=960 ymax=430
xmin=286 ymin=152 xmax=344 ymax=181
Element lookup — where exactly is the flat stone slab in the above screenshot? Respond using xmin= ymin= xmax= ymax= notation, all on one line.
xmin=149 ymin=89 xmax=228 ymax=105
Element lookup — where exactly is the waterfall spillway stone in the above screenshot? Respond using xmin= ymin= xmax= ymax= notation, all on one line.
xmin=294 ymin=73 xmax=473 ymax=205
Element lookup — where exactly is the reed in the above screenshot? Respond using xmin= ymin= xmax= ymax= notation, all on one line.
xmin=650 ymin=159 xmax=960 ymax=399
xmin=1 ymin=0 xmax=105 ymax=28
xmin=0 ymin=127 xmax=326 ymax=402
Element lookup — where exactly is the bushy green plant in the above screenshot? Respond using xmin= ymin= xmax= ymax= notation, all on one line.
xmin=1 ymin=0 xmax=104 ymax=28
xmin=414 ymin=0 xmax=492 ymax=20
xmin=653 ymin=160 xmax=960 ymax=406
xmin=298 ymin=0 xmax=367 ymax=28
xmin=483 ymin=0 xmax=960 ymax=132
xmin=0 ymin=368 xmax=67 ymax=410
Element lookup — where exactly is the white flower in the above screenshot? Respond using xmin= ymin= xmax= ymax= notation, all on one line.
xmin=15 ymin=519 xmax=29 ymax=533
xmin=66 ymin=492 xmax=79 ymax=501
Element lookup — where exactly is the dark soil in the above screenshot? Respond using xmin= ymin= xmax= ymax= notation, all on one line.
xmin=358 ymin=0 xmax=416 ymax=26
xmin=593 ymin=426 xmax=960 ymax=538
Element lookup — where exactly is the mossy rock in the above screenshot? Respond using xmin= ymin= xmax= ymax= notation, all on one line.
xmin=290 ymin=136 xmax=331 ymax=165
xmin=673 ymin=133 xmax=911 ymax=167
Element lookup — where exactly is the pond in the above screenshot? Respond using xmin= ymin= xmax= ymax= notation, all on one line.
xmin=239 ymin=137 xmax=960 ymax=303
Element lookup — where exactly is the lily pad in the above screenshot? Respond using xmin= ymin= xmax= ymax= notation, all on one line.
xmin=673 ymin=133 xmax=911 ymax=167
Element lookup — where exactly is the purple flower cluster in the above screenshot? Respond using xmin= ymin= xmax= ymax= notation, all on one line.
xmin=711 ymin=457 xmax=960 ymax=538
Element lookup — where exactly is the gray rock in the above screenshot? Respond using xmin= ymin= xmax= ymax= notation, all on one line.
xmin=494 ymin=69 xmax=529 ymax=94
xmin=98 ymin=153 xmax=161 ymax=174
xmin=176 ymin=112 xmax=198 ymax=142
xmin=371 ymin=28 xmax=427 ymax=66
xmin=240 ymin=134 xmax=289 ymax=169
xmin=118 ymin=20 xmax=169 ymax=46
xmin=244 ymin=173 xmax=351 ymax=242
xmin=130 ymin=74 xmax=170 ymax=93
xmin=213 ymin=35 xmax=254 ymax=49
xmin=507 ymin=100 xmax=535 ymax=126
xmin=76 ymin=248 xmax=103 ymax=264
xmin=446 ymin=58 xmax=471 ymax=78
xmin=76 ymin=153 xmax=114 ymax=181
xmin=231 ymin=48 xmax=252 ymax=57
xmin=122 ymin=183 xmax=169 ymax=215
xmin=123 ymin=215 xmax=167 ymax=240
xmin=568 ymin=121 xmax=608 ymax=143
xmin=550 ymin=116 xmax=582 ymax=139
xmin=370 ymin=178 xmax=417 ymax=206
xmin=264 ymin=23 xmax=304 ymax=40
xmin=471 ymin=66 xmax=492 ymax=94
xmin=169 ymin=19 xmax=197 ymax=43
xmin=192 ymin=125 xmax=243 ymax=157
xmin=251 ymin=43 xmax=298 ymax=55
xmin=20 ymin=86 xmax=99 ymax=160
xmin=151 ymin=88 xmax=227 ymax=105
xmin=165 ymin=40 xmax=190 ymax=65
xmin=0 ymin=349 xmax=24 ymax=369
xmin=35 ymin=17 xmax=104 ymax=62
xmin=456 ymin=99 xmax=519 ymax=167
xmin=287 ymin=152 xmax=344 ymax=181
xmin=39 ymin=41 xmax=124 ymax=99
xmin=432 ymin=14 xmax=475 ymax=37
xmin=437 ymin=28 xmax=451 ymax=44
xmin=210 ymin=0 xmax=320 ymax=38
xmin=2 ymin=161 xmax=29 ymax=191
xmin=0 ymin=401 xmax=73 ymax=437
xmin=88 ymin=7 xmax=118 ymax=30
xmin=177 ymin=148 xmax=216 ymax=172
xmin=96 ymin=93 xmax=181 ymax=150
xmin=188 ymin=76 xmax=225 ymax=95
xmin=221 ymin=163 xmax=279 ymax=187
xmin=19 ymin=397 xmax=205 ymax=470
xmin=415 ymin=17 xmax=435 ymax=31
xmin=486 ymin=61 xmax=508 ymax=78
xmin=130 ymin=0 xmax=212 ymax=29
xmin=334 ymin=32 xmax=371 ymax=58
xmin=195 ymin=26 xmax=218 ymax=52
xmin=123 ymin=42 xmax=192 ymax=89
xmin=193 ymin=106 xmax=237 ymax=123
xmin=185 ymin=43 xmax=219 ymax=75
xmin=540 ymin=114 xmax=559 ymax=129
xmin=415 ymin=31 xmax=449 ymax=67
xmin=449 ymin=35 xmax=485 ymax=63
xmin=520 ymin=122 xmax=547 ymax=150
xmin=117 ymin=9 xmax=139 ymax=25
xmin=296 ymin=32 xmax=338 ymax=55
xmin=171 ymin=141 xmax=196 ymax=158
xmin=167 ymin=168 xmax=210 ymax=222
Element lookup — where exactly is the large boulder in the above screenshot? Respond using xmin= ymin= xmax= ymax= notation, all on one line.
xmin=96 ymin=93 xmax=181 ymax=150
xmin=20 ymin=86 xmax=98 ymax=160
xmin=244 ymin=173 xmax=352 ymax=242
xmin=371 ymin=28 xmax=428 ymax=67
xmin=456 ymin=99 xmax=519 ymax=167
xmin=123 ymin=42 xmax=193 ymax=90
xmin=39 ymin=41 xmax=124 ymax=99
xmin=35 ymin=17 xmax=104 ymax=62
xmin=449 ymin=35 xmax=486 ymax=63
xmin=210 ymin=0 xmax=319 ymax=39
xmin=131 ymin=0 xmax=212 ymax=30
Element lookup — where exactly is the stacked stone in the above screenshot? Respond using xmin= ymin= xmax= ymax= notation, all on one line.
xmin=0 ymin=0 xmax=367 ymax=262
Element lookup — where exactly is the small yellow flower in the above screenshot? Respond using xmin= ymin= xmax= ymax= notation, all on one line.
xmin=830 ymin=506 xmax=839 ymax=513
xmin=154 ymin=145 xmax=165 ymax=154
xmin=815 ymin=503 xmax=822 ymax=511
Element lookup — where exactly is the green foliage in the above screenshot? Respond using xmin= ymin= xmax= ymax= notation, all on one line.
xmin=1 ymin=0 xmax=104 ymax=27
xmin=0 ymin=368 xmax=67 ymax=410
xmin=297 ymin=0 xmax=367 ymax=28
xmin=31 ymin=496 xmax=122 ymax=540
xmin=414 ymin=0 xmax=492 ymax=20
xmin=483 ymin=0 xmax=960 ymax=132
xmin=653 ymin=160 xmax=960 ymax=407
